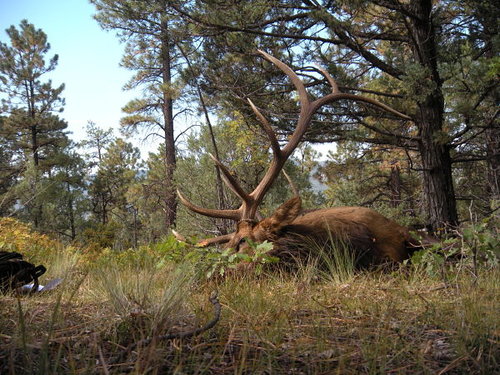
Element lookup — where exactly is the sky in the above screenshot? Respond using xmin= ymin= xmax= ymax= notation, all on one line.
xmin=0 ymin=0 xmax=156 ymax=153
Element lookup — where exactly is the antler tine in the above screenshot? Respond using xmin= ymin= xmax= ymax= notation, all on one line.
xmin=247 ymin=51 xmax=316 ymax=209
xmin=282 ymin=170 xmax=299 ymax=197
xmin=196 ymin=233 xmax=234 ymax=247
xmin=177 ymin=189 xmax=242 ymax=221
xmin=313 ymin=64 xmax=410 ymax=120
xmin=208 ymin=153 xmax=251 ymax=203
xmin=258 ymin=50 xmax=309 ymax=108
xmin=172 ymin=229 xmax=187 ymax=242
xmin=316 ymin=65 xmax=340 ymax=94
xmin=247 ymin=99 xmax=281 ymax=156
xmin=172 ymin=229 xmax=233 ymax=247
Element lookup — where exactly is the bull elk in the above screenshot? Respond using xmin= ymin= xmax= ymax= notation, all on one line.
xmin=178 ymin=50 xmax=418 ymax=268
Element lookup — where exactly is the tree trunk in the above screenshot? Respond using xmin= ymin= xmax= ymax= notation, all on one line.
xmin=409 ymin=0 xmax=458 ymax=231
xmin=485 ymin=122 xmax=500 ymax=202
xmin=483 ymin=31 xmax=499 ymax=204
xmin=31 ymin=122 xmax=42 ymax=229
xmin=28 ymin=78 xmax=43 ymax=228
xmin=160 ymin=19 xmax=177 ymax=228
xmin=66 ymin=181 xmax=76 ymax=240
xmin=177 ymin=44 xmax=231 ymax=234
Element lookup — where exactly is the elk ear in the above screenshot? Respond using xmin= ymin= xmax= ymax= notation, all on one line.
xmin=266 ymin=196 xmax=302 ymax=231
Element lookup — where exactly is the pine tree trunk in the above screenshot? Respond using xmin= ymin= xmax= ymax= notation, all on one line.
xmin=486 ymin=124 xmax=500 ymax=202
xmin=409 ymin=0 xmax=458 ymax=231
xmin=160 ymin=19 xmax=177 ymax=228
xmin=484 ymin=35 xmax=500 ymax=204
xmin=30 ymin=110 xmax=43 ymax=227
xmin=66 ymin=181 xmax=76 ymax=240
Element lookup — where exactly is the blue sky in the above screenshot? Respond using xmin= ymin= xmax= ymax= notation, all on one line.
xmin=0 ymin=0 xmax=151 ymax=152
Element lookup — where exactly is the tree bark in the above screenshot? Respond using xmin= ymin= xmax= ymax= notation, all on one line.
xmin=160 ymin=18 xmax=177 ymax=228
xmin=485 ymin=120 xmax=500 ymax=201
xmin=408 ymin=0 xmax=458 ymax=231
xmin=66 ymin=181 xmax=76 ymax=240
xmin=28 ymin=78 xmax=43 ymax=228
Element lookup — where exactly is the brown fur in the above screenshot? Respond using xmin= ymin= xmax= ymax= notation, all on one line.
xmin=227 ymin=197 xmax=414 ymax=268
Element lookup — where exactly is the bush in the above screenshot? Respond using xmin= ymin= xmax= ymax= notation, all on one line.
xmin=410 ymin=216 xmax=499 ymax=279
xmin=0 ymin=217 xmax=62 ymax=263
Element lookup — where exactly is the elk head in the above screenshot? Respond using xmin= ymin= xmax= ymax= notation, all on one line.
xmin=178 ymin=50 xmax=414 ymax=267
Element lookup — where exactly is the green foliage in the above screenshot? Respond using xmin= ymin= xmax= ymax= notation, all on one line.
xmin=88 ymin=234 xmax=187 ymax=269
xmin=410 ymin=217 xmax=499 ymax=278
xmin=400 ymin=63 xmax=437 ymax=104
xmin=82 ymin=137 xmax=142 ymax=249
xmin=86 ymin=233 xmax=279 ymax=280
xmin=81 ymin=222 xmax=119 ymax=250
xmin=203 ymin=240 xmax=279 ymax=279
xmin=0 ymin=20 xmax=66 ymax=162
xmin=0 ymin=20 xmax=72 ymax=232
xmin=77 ymin=121 xmax=114 ymax=165
xmin=461 ymin=217 xmax=500 ymax=267
xmin=409 ymin=239 xmax=457 ymax=279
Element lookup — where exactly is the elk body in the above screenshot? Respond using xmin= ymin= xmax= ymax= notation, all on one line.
xmin=178 ymin=51 xmax=416 ymax=269
xmin=226 ymin=197 xmax=415 ymax=268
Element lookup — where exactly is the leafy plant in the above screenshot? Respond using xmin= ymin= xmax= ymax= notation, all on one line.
xmin=460 ymin=217 xmax=499 ymax=274
xmin=409 ymin=242 xmax=450 ymax=279
xmin=204 ymin=240 xmax=279 ymax=279
xmin=410 ymin=217 xmax=499 ymax=279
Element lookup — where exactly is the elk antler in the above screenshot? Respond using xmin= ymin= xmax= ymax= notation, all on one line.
xmin=178 ymin=50 xmax=410 ymax=241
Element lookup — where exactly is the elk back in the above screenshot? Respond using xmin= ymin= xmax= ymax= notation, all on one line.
xmin=258 ymin=205 xmax=414 ymax=269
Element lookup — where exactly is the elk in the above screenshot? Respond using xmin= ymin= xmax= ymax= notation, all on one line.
xmin=177 ymin=50 xmax=417 ymax=268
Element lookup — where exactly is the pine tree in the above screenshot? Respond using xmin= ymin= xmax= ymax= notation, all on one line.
xmin=91 ymin=0 xmax=196 ymax=229
xmin=0 ymin=20 xmax=68 ymax=227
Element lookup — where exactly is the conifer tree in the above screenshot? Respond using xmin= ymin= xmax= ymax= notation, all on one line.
xmin=91 ymin=0 xmax=194 ymax=229
xmin=0 ymin=20 xmax=68 ymax=227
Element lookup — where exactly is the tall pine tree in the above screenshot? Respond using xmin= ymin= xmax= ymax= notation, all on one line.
xmin=0 ymin=20 xmax=68 ymax=227
xmin=91 ymin=0 xmax=196 ymax=229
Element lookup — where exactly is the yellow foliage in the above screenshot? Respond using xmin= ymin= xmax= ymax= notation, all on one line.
xmin=0 ymin=217 xmax=63 ymax=261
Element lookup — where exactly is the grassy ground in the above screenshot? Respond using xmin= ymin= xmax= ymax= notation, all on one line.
xmin=0 ymin=248 xmax=498 ymax=375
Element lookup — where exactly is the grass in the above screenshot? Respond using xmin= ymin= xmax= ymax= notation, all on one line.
xmin=1 ymin=249 xmax=498 ymax=375
xmin=0 ymin=216 xmax=498 ymax=374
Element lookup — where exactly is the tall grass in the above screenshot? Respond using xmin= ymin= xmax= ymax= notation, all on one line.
xmin=92 ymin=261 xmax=197 ymax=332
xmin=291 ymin=235 xmax=357 ymax=285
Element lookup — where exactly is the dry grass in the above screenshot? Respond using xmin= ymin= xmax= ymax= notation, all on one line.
xmin=1 ymin=253 xmax=498 ymax=375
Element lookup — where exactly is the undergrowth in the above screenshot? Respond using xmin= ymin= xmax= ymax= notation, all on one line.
xmin=0 ymin=217 xmax=498 ymax=374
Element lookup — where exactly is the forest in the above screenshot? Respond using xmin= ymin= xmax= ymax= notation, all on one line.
xmin=0 ymin=0 xmax=498 ymax=374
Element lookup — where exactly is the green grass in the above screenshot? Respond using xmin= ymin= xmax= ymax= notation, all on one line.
xmin=0 ymin=247 xmax=498 ymax=374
